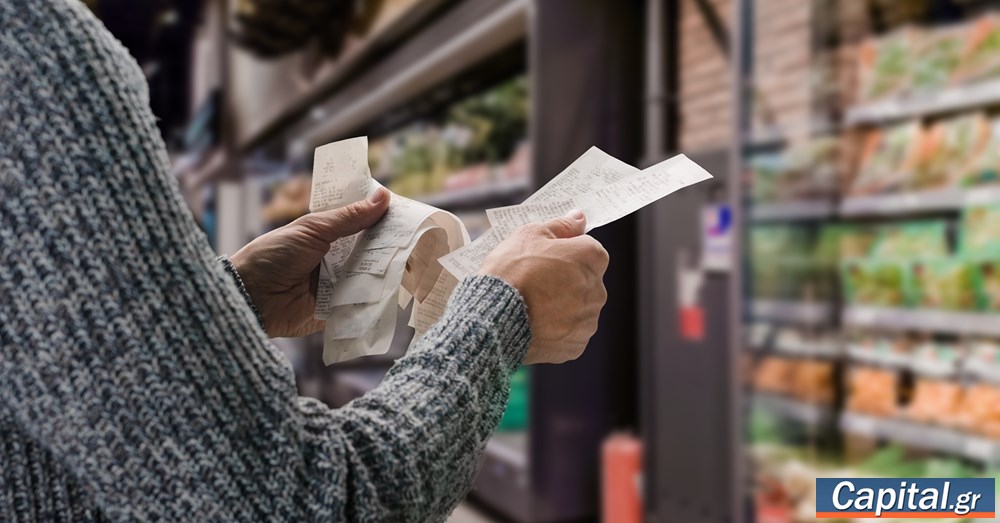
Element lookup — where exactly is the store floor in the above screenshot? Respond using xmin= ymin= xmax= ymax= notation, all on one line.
xmin=447 ymin=503 xmax=499 ymax=523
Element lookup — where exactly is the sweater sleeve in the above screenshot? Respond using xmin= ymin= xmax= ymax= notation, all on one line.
xmin=0 ymin=2 xmax=530 ymax=522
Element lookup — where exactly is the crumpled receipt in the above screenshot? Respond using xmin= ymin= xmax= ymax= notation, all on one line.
xmin=310 ymin=136 xmax=712 ymax=364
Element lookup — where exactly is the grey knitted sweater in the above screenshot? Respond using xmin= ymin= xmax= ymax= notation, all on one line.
xmin=0 ymin=1 xmax=531 ymax=521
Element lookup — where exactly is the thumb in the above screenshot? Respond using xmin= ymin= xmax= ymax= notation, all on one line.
xmin=539 ymin=209 xmax=586 ymax=239
xmin=300 ymin=187 xmax=390 ymax=242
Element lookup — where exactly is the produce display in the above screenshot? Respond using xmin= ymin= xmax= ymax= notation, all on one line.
xmin=367 ymin=75 xmax=529 ymax=200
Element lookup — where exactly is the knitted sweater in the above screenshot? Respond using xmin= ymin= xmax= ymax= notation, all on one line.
xmin=0 ymin=1 xmax=531 ymax=521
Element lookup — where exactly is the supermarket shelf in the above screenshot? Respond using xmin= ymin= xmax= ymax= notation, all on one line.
xmin=750 ymin=199 xmax=837 ymax=222
xmin=841 ymin=413 xmax=1000 ymax=463
xmin=845 ymin=79 xmax=1000 ymax=126
xmin=751 ymin=300 xmax=833 ymax=325
xmin=752 ymin=393 xmax=835 ymax=426
xmin=414 ymin=177 xmax=531 ymax=209
xmin=772 ymin=339 xmax=841 ymax=359
xmin=845 ymin=344 xmax=958 ymax=378
xmin=844 ymin=306 xmax=1000 ymax=337
xmin=293 ymin=0 xmax=529 ymax=153
xmin=841 ymin=186 xmax=1000 ymax=217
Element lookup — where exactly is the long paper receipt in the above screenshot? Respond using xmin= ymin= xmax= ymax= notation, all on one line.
xmin=311 ymin=137 xmax=712 ymax=364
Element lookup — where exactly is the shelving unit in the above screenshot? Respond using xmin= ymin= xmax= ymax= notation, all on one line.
xmin=751 ymin=300 xmax=833 ymax=326
xmin=845 ymin=78 xmax=1000 ymax=126
xmin=841 ymin=413 xmax=1000 ymax=464
xmin=843 ymin=306 xmax=1000 ymax=337
xmin=752 ymin=393 xmax=835 ymax=427
xmin=750 ymin=199 xmax=837 ymax=222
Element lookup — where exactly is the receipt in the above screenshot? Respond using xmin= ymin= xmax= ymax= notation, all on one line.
xmin=310 ymin=137 xmax=712 ymax=364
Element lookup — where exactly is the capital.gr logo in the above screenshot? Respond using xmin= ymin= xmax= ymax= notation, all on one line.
xmin=816 ymin=478 xmax=995 ymax=519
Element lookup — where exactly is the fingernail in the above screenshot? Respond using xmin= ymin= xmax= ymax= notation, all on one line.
xmin=567 ymin=209 xmax=585 ymax=221
xmin=368 ymin=187 xmax=386 ymax=204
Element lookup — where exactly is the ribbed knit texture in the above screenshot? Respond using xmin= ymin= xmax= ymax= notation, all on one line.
xmin=0 ymin=1 xmax=531 ymax=521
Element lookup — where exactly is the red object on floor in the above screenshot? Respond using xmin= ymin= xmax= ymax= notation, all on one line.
xmin=680 ymin=305 xmax=705 ymax=341
xmin=602 ymin=433 xmax=643 ymax=523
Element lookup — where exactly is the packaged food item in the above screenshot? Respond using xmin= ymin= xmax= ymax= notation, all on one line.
xmin=846 ymin=331 xmax=913 ymax=367
xmin=751 ymin=226 xmax=816 ymax=300
xmin=954 ymin=15 xmax=1000 ymax=85
xmin=845 ymin=366 xmax=899 ymax=417
xmin=792 ymin=360 xmax=836 ymax=405
xmin=849 ymin=123 xmax=922 ymax=196
xmin=910 ymin=340 xmax=962 ymax=377
xmin=952 ymin=383 xmax=1000 ymax=439
xmin=903 ymin=378 xmax=962 ymax=425
xmin=749 ymin=153 xmax=785 ymax=203
xmin=976 ymin=260 xmax=1000 ymax=311
xmin=841 ymin=259 xmax=908 ymax=307
xmin=753 ymin=356 xmax=796 ymax=395
xmin=910 ymin=113 xmax=990 ymax=190
xmin=910 ymin=258 xmax=977 ymax=310
xmin=856 ymin=29 xmax=916 ymax=103
xmin=966 ymin=340 xmax=1000 ymax=378
xmin=961 ymin=205 xmax=1000 ymax=257
xmin=870 ymin=220 xmax=949 ymax=259
xmin=960 ymin=117 xmax=1000 ymax=187
xmin=838 ymin=226 xmax=879 ymax=259
xmin=910 ymin=25 xmax=964 ymax=94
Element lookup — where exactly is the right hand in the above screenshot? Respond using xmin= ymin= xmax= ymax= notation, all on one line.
xmin=479 ymin=210 xmax=609 ymax=364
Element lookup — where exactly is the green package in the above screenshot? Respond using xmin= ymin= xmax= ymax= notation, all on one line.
xmin=961 ymin=205 xmax=1000 ymax=256
xmin=870 ymin=220 xmax=948 ymax=259
xmin=910 ymin=258 xmax=977 ymax=310
xmin=975 ymin=259 xmax=1000 ymax=311
xmin=841 ymin=259 xmax=909 ymax=307
xmin=837 ymin=225 xmax=879 ymax=260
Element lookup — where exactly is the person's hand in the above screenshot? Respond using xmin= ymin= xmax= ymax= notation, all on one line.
xmin=479 ymin=210 xmax=609 ymax=364
xmin=230 ymin=187 xmax=391 ymax=337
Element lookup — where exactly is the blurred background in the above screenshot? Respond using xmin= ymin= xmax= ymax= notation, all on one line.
xmin=79 ymin=0 xmax=1000 ymax=521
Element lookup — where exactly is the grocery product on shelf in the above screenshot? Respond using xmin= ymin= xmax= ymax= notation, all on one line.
xmin=902 ymin=378 xmax=963 ymax=425
xmin=871 ymin=220 xmax=949 ymax=259
xmin=367 ymin=76 xmax=529 ymax=203
xmin=961 ymin=117 xmax=1000 ymax=187
xmin=792 ymin=360 xmax=836 ymax=406
xmin=911 ymin=24 xmax=964 ymax=94
xmin=841 ymin=258 xmax=908 ymax=306
xmin=749 ymin=137 xmax=839 ymax=203
xmin=848 ymin=123 xmax=922 ymax=196
xmin=910 ymin=257 xmax=977 ymax=310
xmin=856 ymin=28 xmax=916 ymax=103
xmin=961 ymin=205 xmax=1000 ymax=257
xmin=837 ymin=225 xmax=879 ymax=259
xmin=750 ymin=225 xmax=836 ymax=301
xmin=845 ymin=366 xmax=898 ymax=417
xmin=911 ymin=113 xmax=990 ymax=190
xmin=753 ymin=356 xmax=796 ymax=396
xmin=952 ymin=383 xmax=1000 ymax=440
xmin=954 ymin=15 xmax=1000 ymax=85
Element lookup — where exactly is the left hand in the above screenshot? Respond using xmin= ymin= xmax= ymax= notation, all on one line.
xmin=231 ymin=187 xmax=390 ymax=337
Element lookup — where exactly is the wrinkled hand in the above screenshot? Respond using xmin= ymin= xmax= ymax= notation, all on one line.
xmin=479 ymin=210 xmax=609 ymax=364
xmin=231 ymin=188 xmax=390 ymax=338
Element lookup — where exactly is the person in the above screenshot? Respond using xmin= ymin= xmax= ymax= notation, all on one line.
xmin=0 ymin=1 xmax=609 ymax=521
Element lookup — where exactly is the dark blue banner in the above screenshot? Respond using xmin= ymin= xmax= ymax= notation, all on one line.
xmin=816 ymin=478 xmax=995 ymax=519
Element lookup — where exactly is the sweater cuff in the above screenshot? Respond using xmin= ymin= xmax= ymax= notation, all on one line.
xmin=445 ymin=275 xmax=532 ymax=372
xmin=217 ymin=255 xmax=266 ymax=330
